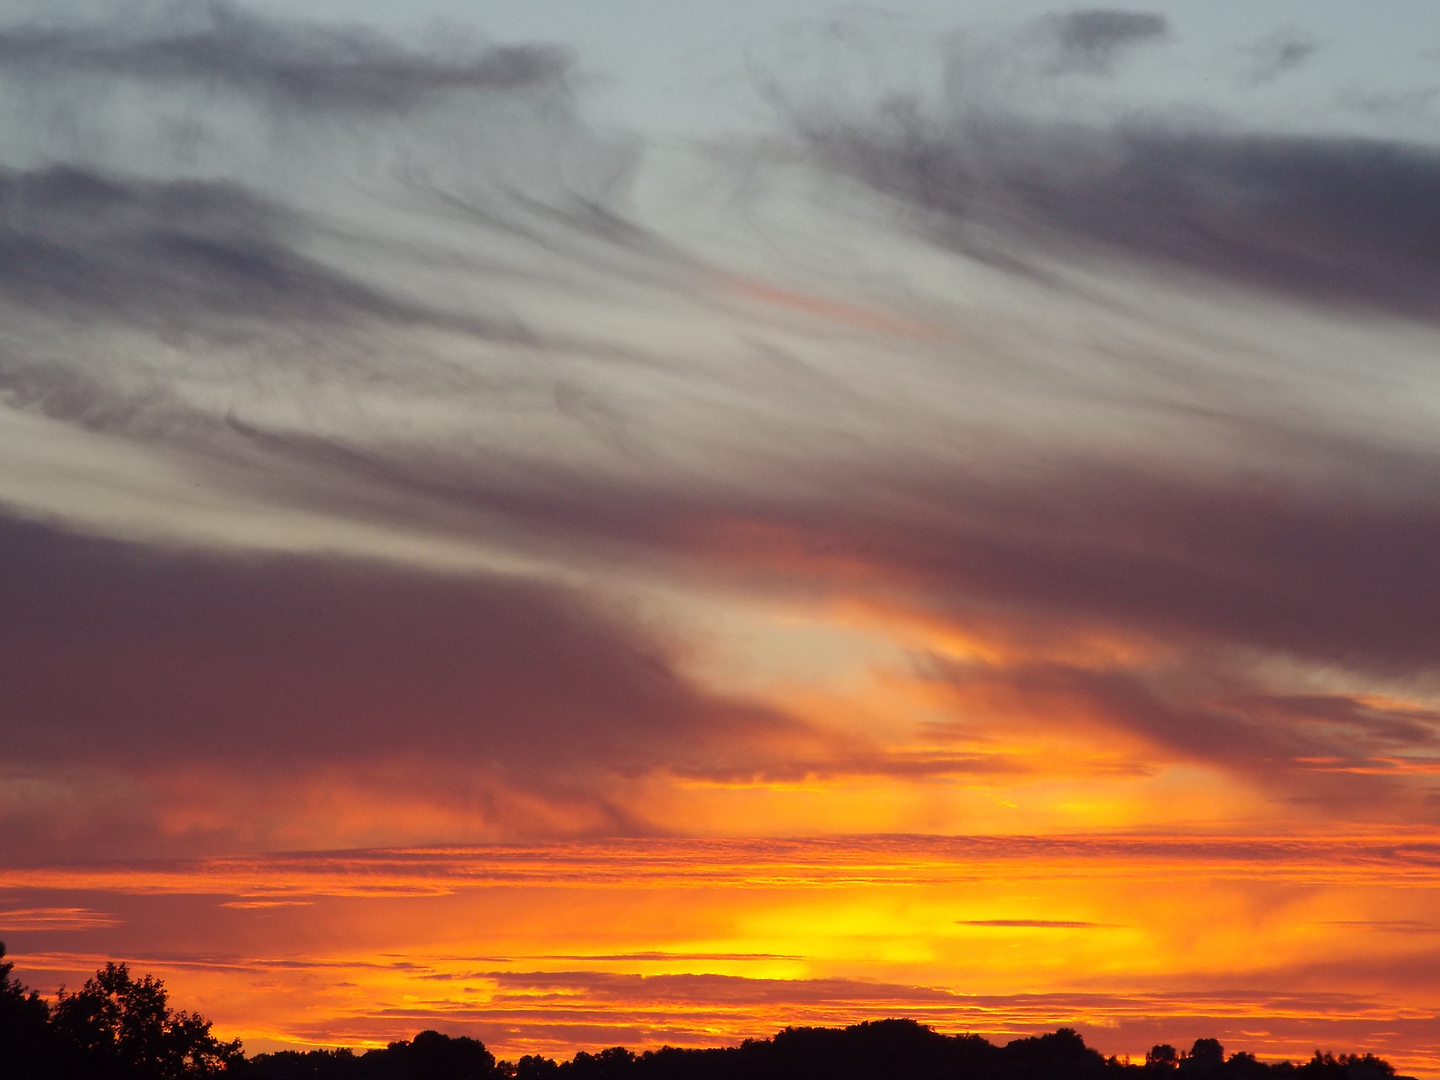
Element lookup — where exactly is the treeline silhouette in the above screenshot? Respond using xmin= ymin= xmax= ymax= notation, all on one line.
xmin=244 ymin=1028 xmax=1408 ymax=1080
xmin=0 ymin=943 xmax=1414 ymax=1080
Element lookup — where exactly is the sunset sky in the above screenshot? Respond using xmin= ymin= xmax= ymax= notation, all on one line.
xmin=2 ymin=0 xmax=1440 ymax=1074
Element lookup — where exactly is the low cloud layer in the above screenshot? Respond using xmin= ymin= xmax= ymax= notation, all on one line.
xmin=0 ymin=513 xmax=822 ymax=781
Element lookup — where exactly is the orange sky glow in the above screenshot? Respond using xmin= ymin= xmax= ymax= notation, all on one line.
xmin=7 ymin=836 xmax=1440 ymax=1073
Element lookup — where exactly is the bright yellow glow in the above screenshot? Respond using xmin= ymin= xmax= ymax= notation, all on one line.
xmin=7 ymin=836 xmax=1440 ymax=1074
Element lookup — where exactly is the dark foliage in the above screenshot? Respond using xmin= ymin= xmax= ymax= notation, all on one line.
xmin=48 ymin=960 xmax=243 ymax=1079
xmin=242 ymin=1023 xmax=1413 ymax=1080
xmin=0 ymin=941 xmax=53 ymax=1079
xmin=0 ymin=945 xmax=1416 ymax=1080
xmin=246 ymin=1030 xmax=495 ymax=1080
xmin=0 ymin=942 xmax=241 ymax=1079
xmin=245 ymin=1024 xmax=1416 ymax=1080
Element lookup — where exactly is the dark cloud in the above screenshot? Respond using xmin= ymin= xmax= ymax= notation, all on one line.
xmin=832 ymin=467 xmax=1440 ymax=675
xmin=412 ymin=462 xmax=1440 ymax=678
xmin=0 ymin=513 xmax=800 ymax=779
xmin=0 ymin=2 xmax=569 ymax=113
xmin=798 ymin=117 xmax=1440 ymax=320
xmin=1038 ymin=9 xmax=1168 ymax=75
xmin=284 ymin=456 xmax=1440 ymax=795
xmin=123 ymin=420 xmax=1440 ymax=770
xmin=0 ymin=766 xmax=163 ymax=864
xmin=159 ymin=449 xmax=1440 ymax=805
xmin=0 ymin=155 xmax=666 ymax=460
xmin=0 ymin=513 xmax=1038 ymax=824
xmin=1240 ymin=29 xmax=1318 ymax=87
xmin=0 ymin=163 xmax=555 ymax=463
xmin=0 ymin=165 xmax=520 ymax=337
xmin=0 ymin=2 xmax=647 ymax=366
xmin=923 ymin=657 xmax=1439 ymax=808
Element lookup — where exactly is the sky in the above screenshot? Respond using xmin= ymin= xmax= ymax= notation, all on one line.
xmin=2 ymin=0 xmax=1440 ymax=1072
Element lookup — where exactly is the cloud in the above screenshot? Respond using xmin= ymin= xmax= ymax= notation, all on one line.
xmin=922 ymin=656 xmax=1440 ymax=808
xmin=393 ymin=458 xmax=1440 ymax=804
xmin=0 ymin=1 xmax=568 ymax=113
xmin=0 ymin=513 xmax=808 ymax=779
xmin=1339 ymin=84 xmax=1440 ymax=122
xmin=468 ymin=462 xmax=1440 ymax=678
xmin=0 ymin=3 xmax=1436 ymax=844
xmin=797 ymin=116 xmax=1440 ymax=321
xmin=0 ymin=3 xmax=663 ymax=547
xmin=0 ymin=162 xmax=552 ymax=451
xmin=1240 ymin=28 xmax=1318 ymax=88
xmin=0 ymin=908 xmax=121 ymax=931
xmin=1036 ymin=9 xmax=1168 ymax=75
xmin=14 ymin=835 xmax=1440 ymax=897
xmin=0 ymin=506 xmax=1070 ymax=858
xmin=0 ymin=165 xmax=519 ymax=337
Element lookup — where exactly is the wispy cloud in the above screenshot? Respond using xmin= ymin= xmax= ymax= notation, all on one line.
xmin=1034 ymin=9 xmax=1168 ymax=76
xmin=795 ymin=116 xmax=1440 ymax=321
xmin=1240 ymin=28 xmax=1319 ymax=88
xmin=0 ymin=907 xmax=121 ymax=930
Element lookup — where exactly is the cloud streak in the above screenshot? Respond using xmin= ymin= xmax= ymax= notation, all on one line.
xmin=0 ymin=2 xmax=568 ymax=112
xmin=0 ymin=165 xmax=524 ymax=339
xmin=1240 ymin=29 xmax=1318 ymax=88
xmin=1037 ymin=9 xmax=1168 ymax=76
xmin=797 ymin=117 xmax=1440 ymax=321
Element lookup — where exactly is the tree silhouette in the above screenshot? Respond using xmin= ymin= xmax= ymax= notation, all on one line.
xmin=1182 ymin=1039 xmax=1225 ymax=1079
xmin=1148 ymin=1045 xmax=1180 ymax=1071
xmin=384 ymin=1030 xmax=496 ymax=1079
xmin=0 ymin=941 xmax=53 ymax=1080
xmin=48 ymin=960 xmax=242 ymax=1079
xmin=245 ymin=1030 xmax=496 ymax=1079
